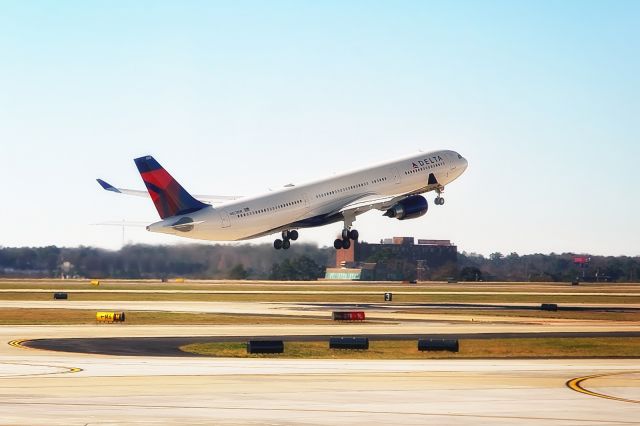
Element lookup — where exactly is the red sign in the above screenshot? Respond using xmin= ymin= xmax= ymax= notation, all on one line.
xmin=332 ymin=311 xmax=365 ymax=321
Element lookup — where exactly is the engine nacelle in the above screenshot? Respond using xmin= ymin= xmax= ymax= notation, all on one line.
xmin=384 ymin=195 xmax=428 ymax=220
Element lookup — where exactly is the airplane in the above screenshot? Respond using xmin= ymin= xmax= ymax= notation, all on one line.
xmin=97 ymin=150 xmax=468 ymax=250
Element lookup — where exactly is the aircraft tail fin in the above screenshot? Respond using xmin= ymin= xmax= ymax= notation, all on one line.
xmin=134 ymin=156 xmax=208 ymax=219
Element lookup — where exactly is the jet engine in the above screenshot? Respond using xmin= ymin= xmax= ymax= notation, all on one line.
xmin=383 ymin=195 xmax=428 ymax=220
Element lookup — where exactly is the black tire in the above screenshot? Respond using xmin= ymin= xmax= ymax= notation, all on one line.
xmin=289 ymin=230 xmax=299 ymax=241
xmin=342 ymin=238 xmax=351 ymax=249
xmin=341 ymin=229 xmax=349 ymax=240
xmin=282 ymin=239 xmax=291 ymax=250
xmin=334 ymin=239 xmax=343 ymax=250
xmin=348 ymin=229 xmax=359 ymax=241
xmin=440 ymin=198 xmax=445 ymax=205
xmin=274 ymin=239 xmax=283 ymax=250
xmin=282 ymin=230 xmax=289 ymax=239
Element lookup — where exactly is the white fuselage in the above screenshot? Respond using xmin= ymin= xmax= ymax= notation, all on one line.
xmin=147 ymin=150 xmax=467 ymax=241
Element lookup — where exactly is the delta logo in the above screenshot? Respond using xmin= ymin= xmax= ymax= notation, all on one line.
xmin=412 ymin=155 xmax=443 ymax=168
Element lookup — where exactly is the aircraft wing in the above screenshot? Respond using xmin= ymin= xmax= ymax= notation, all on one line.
xmin=96 ymin=179 xmax=243 ymax=204
xmin=335 ymin=186 xmax=435 ymax=218
xmin=335 ymin=193 xmax=408 ymax=216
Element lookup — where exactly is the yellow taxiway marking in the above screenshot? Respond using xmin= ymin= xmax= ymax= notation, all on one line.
xmin=567 ymin=371 xmax=640 ymax=404
xmin=8 ymin=339 xmax=28 ymax=349
xmin=5 ymin=339 xmax=83 ymax=376
xmin=0 ymin=361 xmax=82 ymax=378
xmin=8 ymin=338 xmax=69 ymax=355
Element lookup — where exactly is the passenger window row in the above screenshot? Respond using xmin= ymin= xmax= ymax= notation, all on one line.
xmin=315 ymin=177 xmax=386 ymax=199
xmin=405 ymin=162 xmax=442 ymax=175
xmin=238 ymin=199 xmax=303 ymax=218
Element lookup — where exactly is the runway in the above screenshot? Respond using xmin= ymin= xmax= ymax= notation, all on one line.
xmin=0 ymin=353 xmax=638 ymax=425
xmin=3 ymin=300 xmax=640 ymax=311
xmin=1 ymin=286 xmax=639 ymax=424
xmin=1 ymin=288 xmax=639 ymax=296
xmin=1 ymin=320 xmax=639 ymax=424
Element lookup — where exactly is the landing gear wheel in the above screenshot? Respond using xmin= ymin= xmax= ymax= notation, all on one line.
xmin=341 ymin=229 xmax=350 ymax=240
xmin=342 ymin=239 xmax=351 ymax=249
xmin=435 ymin=196 xmax=445 ymax=205
xmin=282 ymin=230 xmax=290 ymax=240
xmin=348 ymin=229 xmax=359 ymax=241
xmin=274 ymin=239 xmax=283 ymax=250
xmin=282 ymin=239 xmax=291 ymax=250
xmin=334 ymin=239 xmax=343 ymax=250
xmin=289 ymin=230 xmax=299 ymax=241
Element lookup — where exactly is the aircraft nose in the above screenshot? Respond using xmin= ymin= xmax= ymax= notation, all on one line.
xmin=456 ymin=153 xmax=468 ymax=171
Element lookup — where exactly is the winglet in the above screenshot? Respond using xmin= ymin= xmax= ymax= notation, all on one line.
xmin=97 ymin=179 xmax=121 ymax=193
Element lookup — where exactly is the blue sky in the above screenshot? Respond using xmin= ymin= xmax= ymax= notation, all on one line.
xmin=1 ymin=1 xmax=638 ymax=255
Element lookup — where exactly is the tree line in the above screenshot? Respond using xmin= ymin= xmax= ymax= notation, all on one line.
xmin=0 ymin=244 xmax=332 ymax=281
xmin=0 ymin=244 xmax=638 ymax=282
xmin=455 ymin=251 xmax=640 ymax=283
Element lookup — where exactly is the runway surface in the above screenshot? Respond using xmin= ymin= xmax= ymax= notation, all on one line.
xmin=1 ymin=320 xmax=639 ymax=424
xmin=2 ymin=288 xmax=639 ymax=424
xmin=1 ymin=352 xmax=638 ymax=425
xmin=1 ymin=288 xmax=639 ymax=296
xmin=3 ymin=300 xmax=640 ymax=311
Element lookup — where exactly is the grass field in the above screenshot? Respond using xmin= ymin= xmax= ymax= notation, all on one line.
xmin=0 ymin=306 xmax=637 ymax=324
xmin=397 ymin=309 xmax=640 ymax=321
xmin=181 ymin=337 xmax=640 ymax=359
xmin=2 ymin=279 xmax=639 ymax=307
xmin=0 ymin=308 xmax=329 ymax=325
xmin=1 ymin=306 xmax=638 ymax=324
xmin=1 ymin=292 xmax=639 ymax=304
xmin=1 ymin=279 xmax=640 ymax=293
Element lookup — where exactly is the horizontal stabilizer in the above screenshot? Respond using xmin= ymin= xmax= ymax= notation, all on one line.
xmin=91 ymin=220 xmax=150 ymax=227
xmin=169 ymin=220 xmax=204 ymax=229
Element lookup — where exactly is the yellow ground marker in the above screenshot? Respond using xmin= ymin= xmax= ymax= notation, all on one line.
xmin=8 ymin=339 xmax=28 ymax=349
xmin=6 ymin=340 xmax=83 ymax=374
xmin=566 ymin=371 xmax=640 ymax=404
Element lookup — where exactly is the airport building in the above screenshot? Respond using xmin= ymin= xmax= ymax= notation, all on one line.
xmin=326 ymin=237 xmax=457 ymax=281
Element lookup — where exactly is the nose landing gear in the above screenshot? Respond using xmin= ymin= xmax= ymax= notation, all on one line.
xmin=435 ymin=186 xmax=445 ymax=205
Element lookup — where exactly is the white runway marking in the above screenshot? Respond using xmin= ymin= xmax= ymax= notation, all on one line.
xmin=0 ymin=355 xmax=638 ymax=425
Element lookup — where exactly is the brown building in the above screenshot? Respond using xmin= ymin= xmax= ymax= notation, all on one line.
xmin=328 ymin=236 xmax=457 ymax=281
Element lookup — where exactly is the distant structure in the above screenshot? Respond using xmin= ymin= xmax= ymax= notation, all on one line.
xmin=326 ymin=237 xmax=457 ymax=281
xmin=59 ymin=261 xmax=73 ymax=279
xmin=573 ymin=255 xmax=592 ymax=281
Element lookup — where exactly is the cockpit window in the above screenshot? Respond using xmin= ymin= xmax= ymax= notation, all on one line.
xmin=458 ymin=154 xmax=462 ymax=159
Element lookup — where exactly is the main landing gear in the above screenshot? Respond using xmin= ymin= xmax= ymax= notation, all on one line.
xmin=274 ymin=229 xmax=298 ymax=250
xmin=334 ymin=228 xmax=358 ymax=250
xmin=334 ymin=214 xmax=358 ymax=250
xmin=434 ymin=186 xmax=445 ymax=206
